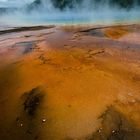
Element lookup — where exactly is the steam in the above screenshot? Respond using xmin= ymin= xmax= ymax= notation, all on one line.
xmin=1 ymin=0 xmax=140 ymax=26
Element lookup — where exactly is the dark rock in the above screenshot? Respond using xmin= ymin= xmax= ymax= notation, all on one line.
xmin=22 ymin=87 xmax=44 ymax=116
xmin=88 ymin=106 xmax=140 ymax=140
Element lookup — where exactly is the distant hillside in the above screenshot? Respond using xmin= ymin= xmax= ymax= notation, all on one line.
xmin=28 ymin=0 xmax=140 ymax=10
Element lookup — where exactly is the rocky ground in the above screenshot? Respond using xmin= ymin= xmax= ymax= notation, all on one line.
xmin=0 ymin=24 xmax=140 ymax=140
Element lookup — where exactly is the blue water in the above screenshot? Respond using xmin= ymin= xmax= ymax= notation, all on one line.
xmin=1 ymin=9 xmax=140 ymax=26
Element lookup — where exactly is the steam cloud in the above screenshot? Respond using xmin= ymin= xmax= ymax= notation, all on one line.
xmin=0 ymin=0 xmax=140 ymax=25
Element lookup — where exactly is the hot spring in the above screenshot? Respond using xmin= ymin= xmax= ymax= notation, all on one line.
xmin=1 ymin=4 xmax=140 ymax=26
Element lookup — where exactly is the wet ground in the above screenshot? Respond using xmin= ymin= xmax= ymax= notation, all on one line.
xmin=0 ymin=24 xmax=140 ymax=140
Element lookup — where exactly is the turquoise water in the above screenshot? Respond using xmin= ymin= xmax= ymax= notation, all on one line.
xmin=1 ymin=9 xmax=140 ymax=26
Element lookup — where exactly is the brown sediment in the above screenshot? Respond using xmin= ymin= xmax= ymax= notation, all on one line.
xmin=79 ymin=24 xmax=140 ymax=39
xmin=79 ymin=24 xmax=139 ymax=33
xmin=0 ymin=25 xmax=55 ymax=35
xmin=104 ymin=27 xmax=130 ymax=39
xmin=0 ymin=24 xmax=140 ymax=140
